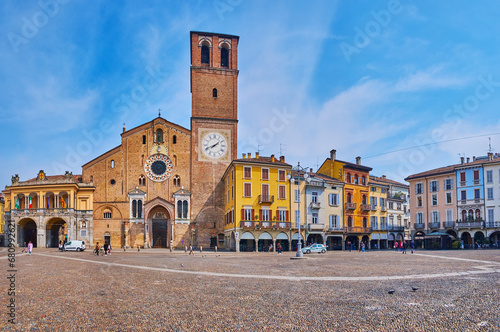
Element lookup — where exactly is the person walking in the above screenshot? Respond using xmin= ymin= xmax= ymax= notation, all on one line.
xmin=108 ymin=244 xmax=112 ymax=255
xmin=103 ymin=242 xmax=109 ymax=256
xmin=394 ymin=241 xmax=398 ymax=251
xmin=189 ymin=244 xmax=194 ymax=255
xmin=22 ymin=241 xmax=27 ymax=253
xmin=94 ymin=242 xmax=100 ymax=256
xmin=402 ymin=241 xmax=407 ymax=254
xmin=410 ymin=240 xmax=415 ymax=254
xmin=347 ymin=241 xmax=351 ymax=252
xmin=27 ymin=241 xmax=33 ymax=255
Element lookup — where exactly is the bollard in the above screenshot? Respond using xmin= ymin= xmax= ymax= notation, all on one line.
xmin=185 ymin=246 xmax=187 ymax=253
xmin=138 ymin=246 xmax=140 ymax=252
xmin=200 ymin=246 xmax=203 ymax=253
xmin=215 ymin=246 xmax=217 ymax=253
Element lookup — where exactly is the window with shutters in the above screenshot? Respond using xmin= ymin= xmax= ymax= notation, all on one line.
xmin=487 ymin=187 xmax=494 ymax=200
xmin=261 ymin=168 xmax=269 ymax=180
xmin=278 ymin=210 xmax=287 ymax=221
xmin=278 ymin=185 xmax=286 ymax=200
xmin=444 ymin=178 xmax=453 ymax=190
xmin=261 ymin=209 xmax=269 ymax=221
xmin=278 ymin=170 xmax=286 ymax=181
xmin=446 ymin=209 xmax=453 ymax=222
xmin=329 ymin=193 xmax=339 ymax=206
xmin=415 ymin=183 xmax=423 ymax=194
xmin=312 ymin=213 xmax=318 ymax=224
xmin=244 ymin=183 xmax=252 ymax=197
xmin=446 ymin=192 xmax=452 ymax=204
xmin=430 ymin=180 xmax=439 ymax=192
xmin=244 ymin=208 xmax=252 ymax=221
xmin=243 ymin=167 xmax=252 ymax=179
xmin=432 ymin=194 xmax=438 ymax=206
xmin=294 ymin=189 xmax=300 ymax=202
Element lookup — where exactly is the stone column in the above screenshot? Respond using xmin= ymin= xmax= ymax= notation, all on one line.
xmin=273 ymin=239 xmax=276 ymax=252
xmin=235 ymin=238 xmax=240 ymax=252
xmin=254 ymin=239 xmax=258 ymax=252
xmin=38 ymin=216 xmax=46 ymax=248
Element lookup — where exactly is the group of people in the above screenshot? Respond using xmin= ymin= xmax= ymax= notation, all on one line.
xmin=21 ymin=241 xmax=33 ymax=255
xmin=266 ymin=243 xmax=283 ymax=254
xmin=94 ymin=242 xmax=112 ymax=256
xmin=394 ymin=240 xmax=415 ymax=254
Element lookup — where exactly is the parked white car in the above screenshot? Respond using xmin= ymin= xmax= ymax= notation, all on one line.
xmin=64 ymin=240 xmax=86 ymax=251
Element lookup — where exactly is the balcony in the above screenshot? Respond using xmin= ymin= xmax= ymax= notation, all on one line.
xmin=310 ymin=202 xmax=321 ymax=209
xmin=456 ymin=221 xmax=484 ymax=229
xmin=306 ymin=180 xmax=325 ymax=188
xmin=473 ymin=179 xmax=480 ymax=185
xmin=486 ymin=221 xmax=500 ymax=228
xmin=328 ymin=227 xmax=344 ymax=232
xmin=241 ymin=221 xmax=259 ymax=228
xmin=458 ymin=198 xmax=484 ymax=206
xmin=360 ymin=204 xmax=372 ymax=212
xmin=414 ymin=223 xmax=425 ymax=230
xmin=308 ymin=223 xmax=325 ymax=231
xmin=260 ymin=221 xmax=273 ymax=229
xmin=387 ymin=225 xmax=405 ymax=232
xmin=241 ymin=221 xmax=290 ymax=229
xmin=429 ymin=222 xmax=440 ymax=229
xmin=345 ymin=202 xmax=357 ymax=210
xmin=345 ymin=227 xmax=371 ymax=233
xmin=258 ymin=195 xmax=274 ymax=204
xmin=381 ymin=206 xmax=387 ymax=212
xmin=460 ymin=181 xmax=466 ymax=187
xmin=443 ymin=221 xmax=454 ymax=228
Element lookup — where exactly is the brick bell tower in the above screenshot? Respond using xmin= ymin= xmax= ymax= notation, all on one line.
xmin=189 ymin=31 xmax=239 ymax=248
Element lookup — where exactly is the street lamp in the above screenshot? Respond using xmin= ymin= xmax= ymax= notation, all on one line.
xmin=287 ymin=163 xmax=311 ymax=258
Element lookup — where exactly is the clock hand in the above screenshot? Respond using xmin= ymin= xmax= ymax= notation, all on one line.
xmin=209 ymin=142 xmax=220 ymax=149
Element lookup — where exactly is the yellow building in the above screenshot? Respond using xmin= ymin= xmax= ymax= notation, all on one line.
xmin=223 ymin=153 xmax=292 ymax=252
xmin=2 ymin=170 xmax=95 ymax=248
xmin=318 ymin=149 xmax=373 ymax=250
xmin=368 ymin=178 xmax=389 ymax=249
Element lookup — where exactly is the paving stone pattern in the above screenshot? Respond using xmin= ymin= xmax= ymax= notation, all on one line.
xmin=1 ymin=249 xmax=499 ymax=331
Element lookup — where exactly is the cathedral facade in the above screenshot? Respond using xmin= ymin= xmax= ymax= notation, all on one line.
xmin=81 ymin=31 xmax=239 ymax=249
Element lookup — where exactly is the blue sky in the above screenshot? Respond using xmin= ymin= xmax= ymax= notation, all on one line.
xmin=2 ymin=0 xmax=500 ymax=188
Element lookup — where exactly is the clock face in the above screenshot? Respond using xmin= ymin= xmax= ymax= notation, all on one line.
xmin=202 ymin=132 xmax=228 ymax=159
xmin=144 ymin=154 xmax=173 ymax=182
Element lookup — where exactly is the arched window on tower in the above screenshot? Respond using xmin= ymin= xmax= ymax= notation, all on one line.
xmin=173 ymin=175 xmax=180 ymax=187
xmin=139 ymin=175 xmax=145 ymax=186
xmin=156 ymin=129 xmax=163 ymax=143
xmin=142 ymin=135 xmax=146 ymax=144
xmin=173 ymin=155 xmax=178 ymax=167
xmin=103 ymin=209 xmax=112 ymax=219
xmin=213 ymin=88 xmax=217 ymax=98
xmin=201 ymin=44 xmax=210 ymax=64
xmin=173 ymin=135 xmax=177 ymax=144
xmin=111 ymin=160 xmax=115 ymax=168
xmin=221 ymin=45 xmax=229 ymax=67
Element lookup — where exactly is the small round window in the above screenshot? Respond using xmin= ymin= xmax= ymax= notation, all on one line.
xmin=110 ymin=179 xmax=116 ymax=185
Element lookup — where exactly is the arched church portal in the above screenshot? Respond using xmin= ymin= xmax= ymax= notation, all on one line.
xmin=148 ymin=207 xmax=171 ymax=248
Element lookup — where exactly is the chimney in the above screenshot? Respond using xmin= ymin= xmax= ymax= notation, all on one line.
xmin=242 ymin=153 xmax=246 ymax=159
xmin=310 ymin=168 xmax=313 ymax=173
xmin=279 ymin=156 xmax=285 ymax=162
xmin=473 ymin=156 xmax=476 ymax=161
xmin=122 ymin=125 xmax=126 ymax=133
xmin=330 ymin=149 xmax=337 ymax=160
xmin=466 ymin=157 xmax=470 ymax=163
xmin=461 ymin=157 xmax=464 ymax=164
xmin=271 ymin=154 xmax=275 ymax=162
xmin=356 ymin=156 xmax=361 ymax=165
xmin=488 ymin=152 xmax=493 ymax=161
xmin=382 ymin=175 xmax=386 ymax=179
xmin=255 ymin=152 xmax=259 ymax=159
xmin=248 ymin=153 xmax=251 ymax=158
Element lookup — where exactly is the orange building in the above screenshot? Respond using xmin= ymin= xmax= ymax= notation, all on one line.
xmin=318 ymin=149 xmax=372 ymax=250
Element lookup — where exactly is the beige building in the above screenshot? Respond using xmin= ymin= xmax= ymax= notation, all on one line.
xmin=3 ymin=170 xmax=94 ymax=247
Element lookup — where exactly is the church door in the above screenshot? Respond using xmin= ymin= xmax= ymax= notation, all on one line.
xmin=152 ymin=219 xmax=168 ymax=248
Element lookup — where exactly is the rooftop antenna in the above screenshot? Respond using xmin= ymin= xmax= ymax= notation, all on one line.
xmin=489 ymin=137 xmax=494 ymax=153
xmin=257 ymin=145 xmax=263 ymax=154
xmin=315 ymin=157 xmax=320 ymax=171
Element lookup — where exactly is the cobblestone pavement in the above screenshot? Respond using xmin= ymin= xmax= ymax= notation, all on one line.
xmin=1 ymin=248 xmax=499 ymax=331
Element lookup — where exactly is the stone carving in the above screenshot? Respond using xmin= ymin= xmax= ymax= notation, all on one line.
xmin=11 ymin=174 xmax=19 ymax=184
